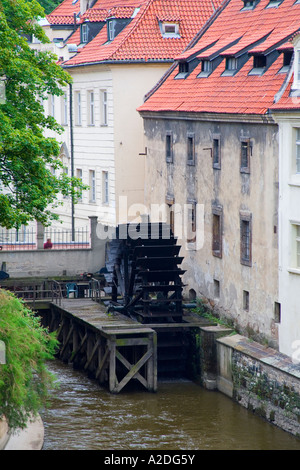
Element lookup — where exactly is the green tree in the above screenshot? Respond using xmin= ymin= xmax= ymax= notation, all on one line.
xmin=37 ymin=0 xmax=61 ymax=15
xmin=0 ymin=289 xmax=58 ymax=430
xmin=0 ymin=0 xmax=84 ymax=229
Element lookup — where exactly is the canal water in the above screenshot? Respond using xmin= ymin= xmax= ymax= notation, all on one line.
xmin=41 ymin=360 xmax=300 ymax=450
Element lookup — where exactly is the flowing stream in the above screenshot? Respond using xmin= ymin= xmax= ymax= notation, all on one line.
xmin=41 ymin=360 xmax=300 ymax=450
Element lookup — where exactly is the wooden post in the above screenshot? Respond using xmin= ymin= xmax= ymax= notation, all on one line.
xmin=109 ymin=337 xmax=117 ymax=392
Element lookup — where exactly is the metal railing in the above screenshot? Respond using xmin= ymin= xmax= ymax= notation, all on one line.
xmin=0 ymin=225 xmax=90 ymax=250
xmin=44 ymin=226 xmax=90 ymax=249
xmin=3 ymin=280 xmax=63 ymax=307
xmin=0 ymin=226 xmax=36 ymax=250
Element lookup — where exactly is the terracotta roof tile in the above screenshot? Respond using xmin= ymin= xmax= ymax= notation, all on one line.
xmin=51 ymin=0 xmax=224 ymax=66
xmin=138 ymin=0 xmax=300 ymax=115
xmin=47 ymin=0 xmax=80 ymax=25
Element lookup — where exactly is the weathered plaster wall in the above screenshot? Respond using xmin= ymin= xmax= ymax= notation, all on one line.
xmin=143 ymin=115 xmax=279 ymax=347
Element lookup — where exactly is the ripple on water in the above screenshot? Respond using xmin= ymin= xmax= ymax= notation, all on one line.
xmin=41 ymin=361 xmax=300 ymax=450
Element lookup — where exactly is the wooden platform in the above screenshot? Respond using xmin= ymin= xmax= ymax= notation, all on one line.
xmin=38 ymin=299 xmax=157 ymax=393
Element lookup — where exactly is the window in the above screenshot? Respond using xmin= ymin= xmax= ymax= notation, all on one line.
xmin=279 ymin=51 xmax=293 ymax=73
xmin=100 ymin=90 xmax=108 ymax=126
xmin=292 ymin=224 xmax=300 ymax=268
xmin=266 ymin=0 xmax=283 ymax=7
xmin=212 ymin=206 xmax=223 ymax=257
xmin=167 ymin=202 xmax=175 ymax=235
xmin=62 ymin=92 xmax=68 ymax=125
xmin=226 ymin=57 xmax=237 ymax=71
xmin=243 ymin=290 xmax=249 ymax=311
xmin=89 ymin=170 xmax=96 ymax=202
xmin=240 ymin=138 xmax=251 ymax=173
xmin=296 ymin=129 xmax=300 ymax=173
xmin=75 ymin=91 xmax=81 ymax=125
xmin=82 ymin=23 xmax=88 ymax=43
xmin=253 ymin=55 xmax=266 ymax=69
xmin=197 ymin=60 xmax=213 ymax=77
xmin=187 ymin=201 xmax=196 ymax=243
xmin=187 ymin=133 xmax=195 ymax=165
xmin=179 ymin=62 xmax=188 ymax=74
xmin=274 ymin=302 xmax=281 ymax=323
xmin=240 ymin=212 xmax=252 ymax=266
xmin=160 ymin=22 xmax=180 ymax=38
xmin=249 ymin=54 xmax=267 ymax=75
xmin=166 ymin=132 xmax=173 ymax=163
xmin=213 ymin=135 xmax=221 ymax=169
xmin=88 ymin=91 xmax=95 ymax=125
xmin=214 ymin=279 xmax=220 ymax=298
xmin=107 ymin=20 xmax=114 ymax=41
xmin=202 ymin=60 xmax=212 ymax=73
xmin=102 ymin=171 xmax=109 ymax=204
xmin=283 ymin=51 xmax=293 ymax=67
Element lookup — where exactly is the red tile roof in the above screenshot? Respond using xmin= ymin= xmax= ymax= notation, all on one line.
xmin=138 ymin=0 xmax=300 ymax=115
xmin=48 ymin=0 xmax=224 ymax=66
xmin=47 ymin=0 xmax=81 ymax=25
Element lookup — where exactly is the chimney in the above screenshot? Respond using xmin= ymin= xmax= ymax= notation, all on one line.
xmin=80 ymin=0 xmax=89 ymax=14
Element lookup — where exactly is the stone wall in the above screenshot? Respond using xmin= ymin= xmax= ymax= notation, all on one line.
xmin=217 ymin=334 xmax=300 ymax=437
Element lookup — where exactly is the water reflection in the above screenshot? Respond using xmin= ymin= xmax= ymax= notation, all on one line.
xmin=41 ymin=361 xmax=300 ymax=450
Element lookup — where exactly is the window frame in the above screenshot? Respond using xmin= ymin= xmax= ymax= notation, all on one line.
xmin=240 ymin=212 xmax=252 ymax=266
xmin=212 ymin=205 xmax=223 ymax=258
xmin=212 ymin=134 xmax=221 ymax=169
xmin=89 ymin=169 xmax=96 ymax=203
xmin=88 ymin=90 xmax=95 ymax=126
xmin=166 ymin=131 xmax=173 ymax=163
xmin=102 ymin=170 xmax=109 ymax=205
xmin=81 ymin=23 xmax=88 ymax=43
xmin=240 ymin=138 xmax=251 ymax=173
xmin=295 ymin=128 xmax=300 ymax=174
xmin=100 ymin=89 xmax=108 ymax=126
xmin=187 ymin=200 xmax=197 ymax=244
xmin=187 ymin=132 xmax=195 ymax=166
xmin=75 ymin=91 xmax=81 ymax=126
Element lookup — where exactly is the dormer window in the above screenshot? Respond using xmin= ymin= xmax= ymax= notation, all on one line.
xmin=159 ymin=21 xmax=180 ymax=38
xmin=197 ymin=59 xmax=213 ymax=78
xmin=249 ymin=54 xmax=267 ymax=75
xmin=266 ymin=0 xmax=283 ymax=7
xmin=241 ymin=0 xmax=255 ymax=9
xmin=226 ymin=57 xmax=237 ymax=71
xmin=175 ymin=61 xmax=189 ymax=79
xmin=81 ymin=23 xmax=88 ymax=43
xmin=107 ymin=20 xmax=114 ymax=41
xmin=279 ymin=51 xmax=293 ymax=73
xmin=221 ymin=57 xmax=238 ymax=76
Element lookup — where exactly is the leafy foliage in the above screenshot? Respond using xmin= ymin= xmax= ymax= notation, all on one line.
xmin=0 ymin=289 xmax=58 ymax=430
xmin=37 ymin=0 xmax=61 ymax=15
xmin=0 ymin=0 xmax=85 ymax=228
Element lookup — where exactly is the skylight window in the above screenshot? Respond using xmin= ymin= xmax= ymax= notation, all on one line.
xmin=159 ymin=22 xmax=180 ymax=38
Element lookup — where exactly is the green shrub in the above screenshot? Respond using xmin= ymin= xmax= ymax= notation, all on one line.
xmin=0 ymin=289 xmax=58 ymax=430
